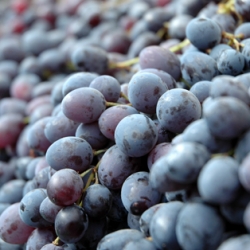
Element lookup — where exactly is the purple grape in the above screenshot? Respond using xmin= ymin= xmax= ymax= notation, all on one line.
xmin=218 ymin=235 xmax=250 ymax=250
xmin=55 ymin=204 xmax=88 ymax=243
xmin=62 ymin=87 xmax=106 ymax=124
xmin=32 ymin=166 xmax=56 ymax=189
xmin=47 ymin=168 xmax=84 ymax=206
xmin=0 ymin=97 xmax=27 ymax=116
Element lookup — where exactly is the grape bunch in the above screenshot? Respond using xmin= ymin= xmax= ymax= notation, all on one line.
xmin=1 ymin=0 xmax=250 ymax=249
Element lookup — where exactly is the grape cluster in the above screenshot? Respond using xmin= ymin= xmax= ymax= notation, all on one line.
xmin=1 ymin=0 xmax=250 ymax=249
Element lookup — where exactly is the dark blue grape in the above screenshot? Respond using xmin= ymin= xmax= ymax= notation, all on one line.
xmin=97 ymin=229 xmax=144 ymax=250
xmin=62 ymin=72 xmax=99 ymax=97
xmin=82 ymin=184 xmax=113 ymax=218
xmin=44 ymin=112 xmax=80 ymax=144
xmin=156 ymin=88 xmax=201 ymax=133
xmin=121 ymin=171 xmax=161 ymax=215
xmin=186 ymin=17 xmax=221 ymax=50
xmin=198 ymin=156 xmax=241 ymax=204
xmin=127 ymin=212 xmax=140 ymax=230
xmin=209 ymin=43 xmax=232 ymax=61
xmin=176 ymin=202 xmax=225 ymax=250
xmin=114 ymin=114 xmax=158 ymax=157
xmin=210 ymin=75 xmax=250 ymax=106
xmin=71 ymin=45 xmax=108 ymax=74
xmin=19 ymin=188 xmax=51 ymax=228
xmin=46 ymin=136 xmax=93 ymax=172
xmin=203 ymin=96 xmax=250 ymax=139
xmin=75 ymin=122 xmax=109 ymax=150
xmin=123 ymin=238 xmax=156 ymax=250
xmin=218 ymin=235 xmax=250 ymax=250
xmin=62 ymin=87 xmax=106 ymax=124
xmin=211 ymin=13 xmax=236 ymax=33
xmin=55 ymin=204 xmax=88 ymax=243
xmin=89 ymin=75 xmax=121 ymax=102
xmin=235 ymin=129 xmax=250 ymax=163
xmin=217 ymin=49 xmax=245 ymax=76
xmin=181 ymin=118 xmax=234 ymax=153
xmin=189 ymin=80 xmax=211 ymax=104
xmin=39 ymin=197 xmax=63 ymax=224
xmin=180 ymin=51 xmax=218 ymax=86
xmin=235 ymin=0 xmax=250 ymax=21
xmin=235 ymin=22 xmax=250 ymax=39
xmin=0 ymin=179 xmax=25 ymax=204
xmin=150 ymin=201 xmax=184 ymax=250
xmin=128 ymin=72 xmax=167 ymax=114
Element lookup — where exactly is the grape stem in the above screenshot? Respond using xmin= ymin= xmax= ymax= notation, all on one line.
xmin=52 ymin=237 xmax=60 ymax=246
xmin=93 ymin=149 xmax=107 ymax=156
xmin=106 ymin=101 xmax=132 ymax=107
xmin=222 ymin=31 xmax=245 ymax=51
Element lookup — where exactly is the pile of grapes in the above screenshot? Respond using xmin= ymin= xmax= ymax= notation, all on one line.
xmin=1 ymin=0 xmax=250 ymax=249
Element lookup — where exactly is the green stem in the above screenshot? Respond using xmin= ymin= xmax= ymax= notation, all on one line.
xmin=93 ymin=149 xmax=107 ymax=156
xmin=169 ymin=38 xmax=190 ymax=53
xmin=52 ymin=237 xmax=60 ymax=246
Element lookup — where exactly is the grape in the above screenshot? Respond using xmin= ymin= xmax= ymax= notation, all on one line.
xmin=138 ymin=68 xmax=177 ymax=89
xmin=98 ymin=105 xmax=139 ymax=141
xmin=19 ymin=188 xmax=51 ymax=228
xmin=62 ymin=72 xmax=99 ymax=97
xmin=123 ymin=238 xmax=156 ymax=250
xmin=220 ymin=190 xmax=250 ymax=225
xmin=0 ymin=202 xmax=34 ymax=244
xmin=31 ymin=81 xmax=54 ymax=98
xmin=127 ymin=212 xmax=140 ymax=230
xmin=47 ymin=168 xmax=84 ymax=206
xmin=25 ymin=228 xmax=56 ymax=250
xmin=176 ymin=202 xmax=225 ymax=250
xmin=235 ymin=129 xmax=250 ymax=163
xmin=186 ymin=17 xmax=221 ymax=50
xmin=235 ymin=0 xmax=250 ymax=21
xmin=51 ymin=81 xmax=64 ymax=107
xmin=212 ymin=13 xmax=236 ymax=33
xmin=151 ymin=141 xmax=210 ymax=185
xmin=39 ymin=197 xmax=63 ymax=224
xmin=203 ymin=97 xmax=250 ymax=139
xmin=82 ymin=184 xmax=113 ymax=218
xmin=209 ymin=43 xmax=232 ymax=61
xmin=44 ymin=112 xmax=80 ymax=144
xmin=139 ymin=203 xmax=165 ymax=237
xmin=25 ymin=95 xmax=51 ymax=115
xmin=29 ymin=103 xmax=53 ymax=124
xmin=26 ymin=157 xmax=41 ymax=180
xmin=114 ymin=114 xmax=158 ymax=157
xmin=198 ymin=156 xmax=241 ymax=204
xmin=128 ymin=72 xmax=168 ymax=114
xmin=156 ymin=88 xmax=201 ymax=134
xmin=121 ymin=171 xmax=161 ymax=215
xmin=180 ymin=51 xmax=218 ymax=86
xmin=0 ymin=161 xmax=15 ymax=187
xmin=75 ymin=122 xmax=109 ymax=150
xmin=62 ymin=87 xmax=106 ymax=124
xmin=218 ymin=235 xmax=250 ymax=250
xmin=55 ymin=204 xmax=89 ymax=243
xmin=97 ymin=229 xmax=144 ymax=250
xmin=150 ymin=201 xmax=184 ymax=250
xmin=0 ymin=97 xmax=27 ymax=116
xmin=235 ymin=22 xmax=250 ymax=39
xmin=127 ymin=31 xmax=160 ymax=58
xmin=168 ymin=14 xmax=192 ymax=40
xmin=217 ymin=49 xmax=245 ymax=76
xmin=147 ymin=142 xmax=173 ymax=171
xmin=238 ymin=153 xmax=250 ymax=192
xmin=0 ymin=179 xmax=25 ymax=204
xmin=189 ymin=80 xmax=211 ymax=104
xmin=181 ymin=118 xmax=234 ymax=153
xmin=77 ymin=216 xmax=107 ymax=250
xmin=71 ymin=45 xmax=108 ymax=74
xmin=32 ymin=166 xmax=56 ymax=189
xmin=89 ymin=75 xmax=121 ymax=102
xmin=210 ymin=75 xmax=250 ymax=106
xmin=98 ymin=144 xmax=141 ymax=190
xmin=46 ymin=136 xmax=93 ymax=172
xmin=0 ymin=114 xmax=25 ymax=149
xmin=139 ymin=45 xmax=181 ymax=80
